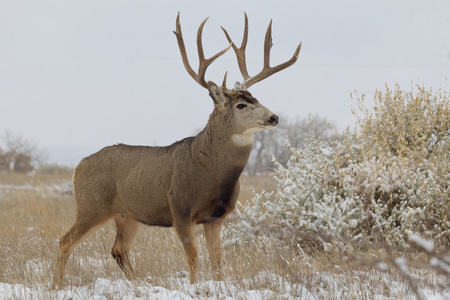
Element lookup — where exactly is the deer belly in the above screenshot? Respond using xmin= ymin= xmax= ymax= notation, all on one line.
xmin=131 ymin=206 xmax=174 ymax=227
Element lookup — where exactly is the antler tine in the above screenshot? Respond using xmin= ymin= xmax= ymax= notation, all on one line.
xmin=243 ymin=20 xmax=302 ymax=89
xmin=197 ymin=18 xmax=231 ymax=88
xmin=221 ymin=71 xmax=228 ymax=90
xmin=173 ymin=12 xmax=231 ymax=89
xmin=263 ymin=20 xmax=273 ymax=69
xmin=222 ymin=13 xmax=302 ymax=90
xmin=173 ymin=13 xmax=198 ymax=85
xmin=221 ymin=12 xmax=250 ymax=81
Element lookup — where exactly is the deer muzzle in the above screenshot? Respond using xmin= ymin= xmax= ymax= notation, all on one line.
xmin=268 ymin=114 xmax=279 ymax=126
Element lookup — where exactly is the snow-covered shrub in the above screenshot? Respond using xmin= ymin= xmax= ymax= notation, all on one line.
xmin=230 ymin=84 xmax=450 ymax=249
xmin=347 ymin=84 xmax=450 ymax=245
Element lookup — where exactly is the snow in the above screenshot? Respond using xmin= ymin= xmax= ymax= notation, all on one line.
xmin=0 ymin=271 xmax=448 ymax=299
xmin=0 ymin=180 xmax=73 ymax=198
xmin=393 ymin=257 xmax=409 ymax=273
xmin=376 ymin=262 xmax=389 ymax=272
xmin=430 ymin=258 xmax=450 ymax=276
xmin=407 ymin=233 xmax=435 ymax=253
xmin=0 ymin=275 xmax=311 ymax=300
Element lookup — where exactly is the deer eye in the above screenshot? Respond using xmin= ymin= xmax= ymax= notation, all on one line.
xmin=236 ymin=103 xmax=247 ymax=109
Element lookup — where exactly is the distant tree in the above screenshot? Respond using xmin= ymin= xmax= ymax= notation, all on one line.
xmin=13 ymin=153 xmax=34 ymax=173
xmin=245 ymin=114 xmax=338 ymax=175
xmin=0 ymin=131 xmax=47 ymax=174
xmin=0 ymin=148 xmax=13 ymax=172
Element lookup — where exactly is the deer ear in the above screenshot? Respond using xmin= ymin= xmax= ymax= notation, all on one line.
xmin=207 ymin=81 xmax=227 ymax=108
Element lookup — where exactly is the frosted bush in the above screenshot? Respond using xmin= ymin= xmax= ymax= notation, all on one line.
xmin=230 ymin=84 xmax=450 ymax=250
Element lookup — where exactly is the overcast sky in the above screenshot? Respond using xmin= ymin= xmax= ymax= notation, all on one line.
xmin=1 ymin=1 xmax=449 ymax=165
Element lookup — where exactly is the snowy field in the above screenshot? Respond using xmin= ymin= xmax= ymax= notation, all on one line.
xmin=0 ymin=176 xmax=448 ymax=300
xmin=0 ymin=270 xmax=448 ymax=299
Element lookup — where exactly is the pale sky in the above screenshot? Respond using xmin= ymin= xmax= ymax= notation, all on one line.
xmin=1 ymin=1 xmax=449 ymax=165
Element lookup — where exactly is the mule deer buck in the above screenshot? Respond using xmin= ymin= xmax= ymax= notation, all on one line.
xmin=52 ymin=12 xmax=301 ymax=289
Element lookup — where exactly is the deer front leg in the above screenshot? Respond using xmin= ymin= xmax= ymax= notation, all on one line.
xmin=173 ymin=219 xmax=198 ymax=284
xmin=204 ymin=220 xmax=223 ymax=281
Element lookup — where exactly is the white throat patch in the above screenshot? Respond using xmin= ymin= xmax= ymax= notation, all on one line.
xmin=231 ymin=127 xmax=261 ymax=146
xmin=232 ymin=133 xmax=254 ymax=146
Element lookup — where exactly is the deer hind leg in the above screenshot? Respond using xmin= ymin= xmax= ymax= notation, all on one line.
xmin=174 ymin=220 xmax=198 ymax=284
xmin=204 ymin=220 xmax=223 ymax=281
xmin=111 ymin=213 xmax=140 ymax=280
xmin=52 ymin=212 xmax=113 ymax=290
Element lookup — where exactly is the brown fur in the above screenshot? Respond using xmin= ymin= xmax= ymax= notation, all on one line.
xmin=51 ymin=83 xmax=278 ymax=288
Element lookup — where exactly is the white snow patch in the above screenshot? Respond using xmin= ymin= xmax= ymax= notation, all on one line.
xmin=407 ymin=233 xmax=435 ymax=253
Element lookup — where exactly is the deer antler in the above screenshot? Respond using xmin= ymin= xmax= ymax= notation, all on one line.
xmin=173 ymin=12 xmax=231 ymax=89
xmin=221 ymin=12 xmax=302 ymax=90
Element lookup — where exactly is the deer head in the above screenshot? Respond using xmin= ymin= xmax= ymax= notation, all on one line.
xmin=173 ymin=12 xmax=301 ymax=144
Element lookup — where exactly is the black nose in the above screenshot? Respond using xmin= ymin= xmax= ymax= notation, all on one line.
xmin=269 ymin=114 xmax=279 ymax=126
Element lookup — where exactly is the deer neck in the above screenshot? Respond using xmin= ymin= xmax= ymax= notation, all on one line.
xmin=192 ymin=113 xmax=253 ymax=174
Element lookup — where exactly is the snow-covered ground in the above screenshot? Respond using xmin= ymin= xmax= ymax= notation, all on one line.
xmin=0 ymin=275 xmax=306 ymax=300
xmin=1 ymin=271 xmax=448 ymax=300
xmin=0 ymin=179 xmax=448 ymax=299
xmin=0 ymin=180 xmax=73 ymax=198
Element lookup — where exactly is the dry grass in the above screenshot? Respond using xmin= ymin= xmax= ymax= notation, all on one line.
xmin=0 ymin=174 xmax=447 ymax=299
xmin=0 ymin=174 xmax=279 ymax=286
xmin=237 ymin=173 xmax=276 ymax=205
